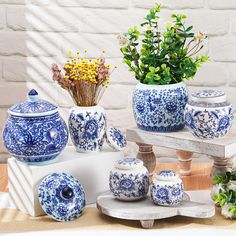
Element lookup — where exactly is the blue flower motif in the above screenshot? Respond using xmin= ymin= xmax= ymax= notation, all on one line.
xmin=119 ymin=179 xmax=134 ymax=191
xmin=83 ymin=119 xmax=98 ymax=140
xmin=156 ymin=187 xmax=169 ymax=201
xmin=217 ymin=116 xmax=230 ymax=131
xmin=172 ymin=187 xmax=181 ymax=196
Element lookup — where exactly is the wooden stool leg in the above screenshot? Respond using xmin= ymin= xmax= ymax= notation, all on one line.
xmin=136 ymin=143 xmax=156 ymax=176
xmin=211 ymin=156 xmax=233 ymax=180
xmin=176 ymin=150 xmax=193 ymax=176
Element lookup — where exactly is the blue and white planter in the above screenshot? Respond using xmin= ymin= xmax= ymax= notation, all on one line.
xmin=151 ymin=170 xmax=184 ymax=206
xmin=3 ymin=89 xmax=68 ymax=165
xmin=185 ymin=90 xmax=234 ymax=139
xmin=38 ymin=172 xmax=86 ymax=221
xmin=69 ymin=105 xmax=106 ymax=152
xmin=109 ymin=157 xmax=149 ymax=201
xmin=133 ymin=82 xmax=188 ymax=132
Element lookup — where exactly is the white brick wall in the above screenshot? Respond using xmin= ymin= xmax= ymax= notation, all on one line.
xmin=0 ymin=0 xmax=236 ymax=161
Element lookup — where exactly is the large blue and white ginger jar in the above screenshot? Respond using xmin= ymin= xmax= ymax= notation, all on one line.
xmin=69 ymin=105 xmax=106 ymax=152
xmin=185 ymin=90 xmax=234 ymax=139
xmin=3 ymin=89 xmax=68 ymax=165
xmin=109 ymin=157 xmax=149 ymax=201
xmin=151 ymin=170 xmax=184 ymax=206
xmin=133 ymin=82 xmax=188 ymax=132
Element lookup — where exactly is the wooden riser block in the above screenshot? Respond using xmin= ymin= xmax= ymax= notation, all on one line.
xmin=155 ymin=163 xmax=213 ymax=191
xmin=7 ymin=146 xmax=123 ymax=217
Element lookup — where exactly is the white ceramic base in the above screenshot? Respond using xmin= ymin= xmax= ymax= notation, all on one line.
xmin=8 ymin=146 xmax=123 ymax=217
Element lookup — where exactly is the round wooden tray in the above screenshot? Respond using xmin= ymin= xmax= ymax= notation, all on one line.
xmin=96 ymin=192 xmax=215 ymax=228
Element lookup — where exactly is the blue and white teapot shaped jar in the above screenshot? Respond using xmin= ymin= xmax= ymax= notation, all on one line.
xmin=3 ymin=89 xmax=68 ymax=165
xmin=109 ymin=157 xmax=149 ymax=201
xmin=151 ymin=170 xmax=184 ymax=206
xmin=185 ymin=90 xmax=234 ymax=139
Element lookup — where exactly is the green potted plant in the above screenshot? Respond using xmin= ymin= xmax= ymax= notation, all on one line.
xmin=118 ymin=3 xmax=208 ymax=132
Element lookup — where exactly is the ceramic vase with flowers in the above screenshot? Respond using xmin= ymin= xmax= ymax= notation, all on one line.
xmin=52 ymin=51 xmax=115 ymax=152
xmin=119 ymin=3 xmax=208 ymax=132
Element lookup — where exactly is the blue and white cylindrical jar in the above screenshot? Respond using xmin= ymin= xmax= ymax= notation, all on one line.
xmin=185 ymin=90 xmax=234 ymax=139
xmin=151 ymin=170 xmax=184 ymax=206
xmin=109 ymin=157 xmax=149 ymax=201
xmin=132 ymin=82 xmax=188 ymax=132
xmin=3 ymin=89 xmax=68 ymax=165
xmin=69 ymin=105 xmax=106 ymax=152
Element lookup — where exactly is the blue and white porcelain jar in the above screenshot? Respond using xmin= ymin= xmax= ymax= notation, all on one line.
xmin=69 ymin=105 xmax=106 ymax=152
xmin=2 ymin=89 xmax=68 ymax=165
xmin=133 ymin=82 xmax=188 ymax=132
xmin=185 ymin=90 xmax=234 ymax=139
xmin=109 ymin=157 xmax=149 ymax=201
xmin=151 ymin=170 xmax=184 ymax=206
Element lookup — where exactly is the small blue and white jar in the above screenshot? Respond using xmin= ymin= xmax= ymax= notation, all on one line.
xmin=185 ymin=90 xmax=234 ymax=139
xmin=151 ymin=170 xmax=184 ymax=206
xmin=133 ymin=82 xmax=188 ymax=132
xmin=109 ymin=157 xmax=149 ymax=201
xmin=69 ymin=105 xmax=106 ymax=152
xmin=2 ymin=89 xmax=68 ymax=165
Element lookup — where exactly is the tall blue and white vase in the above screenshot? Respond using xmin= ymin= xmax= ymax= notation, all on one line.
xmin=69 ymin=105 xmax=106 ymax=152
xmin=132 ymin=82 xmax=188 ymax=132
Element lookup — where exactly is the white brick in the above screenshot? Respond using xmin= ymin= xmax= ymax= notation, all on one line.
xmin=59 ymin=33 xmax=122 ymax=58
xmin=186 ymin=63 xmax=228 ymax=87
xmin=7 ymin=6 xmax=81 ymax=32
xmin=209 ymin=0 xmax=236 ymax=10
xmin=100 ymin=84 xmax=134 ymax=109
xmin=133 ymin=0 xmax=205 ymax=9
xmin=3 ymin=56 xmax=58 ymax=82
xmin=107 ymin=58 xmax=135 ymax=85
xmin=0 ymin=0 xmax=28 ymax=4
xmin=57 ymin=0 xmax=129 ymax=8
xmin=0 ymin=32 xmax=60 ymax=56
xmin=0 ymin=7 xmax=6 ymax=30
xmin=210 ymin=37 xmax=236 ymax=62
xmin=79 ymin=9 xmax=146 ymax=34
xmin=228 ymin=63 xmax=236 ymax=86
xmin=105 ymin=108 xmax=135 ymax=131
xmin=0 ymin=108 xmax=8 ymax=131
xmin=230 ymin=14 xmax=236 ymax=35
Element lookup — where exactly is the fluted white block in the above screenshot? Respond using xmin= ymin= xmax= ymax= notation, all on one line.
xmin=8 ymin=146 xmax=123 ymax=217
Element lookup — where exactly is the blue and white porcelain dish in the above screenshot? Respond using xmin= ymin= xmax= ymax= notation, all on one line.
xmin=38 ymin=172 xmax=86 ymax=221
xmin=106 ymin=127 xmax=127 ymax=151
xmin=132 ymin=82 xmax=188 ymax=132
xmin=109 ymin=157 xmax=149 ymax=201
xmin=3 ymin=89 xmax=68 ymax=165
xmin=151 ymin=170 xmax=184 ymax=206
xmin=69 ymin=105 xmax=106 ymax=152
xmin=185 ymin=90 xmax=234 ymax=139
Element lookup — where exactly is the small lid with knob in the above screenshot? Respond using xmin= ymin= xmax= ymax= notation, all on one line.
xmin=155 ymin=170 xmax=180 ymax=181
xmin=8 ymin=89 xmax=58 ymax=117
xmin=38 ymin=172 xmax=86 ymax=222
xmin=115 ymin=157 xmax=144 ymax=170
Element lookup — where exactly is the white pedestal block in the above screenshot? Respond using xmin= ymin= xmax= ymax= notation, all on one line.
xmin=8 ymin=146 xmax=123 ymax=217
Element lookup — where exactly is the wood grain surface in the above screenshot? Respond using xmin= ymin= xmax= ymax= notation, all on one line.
xmin=0 ymin=162 xmax=212 ymax=192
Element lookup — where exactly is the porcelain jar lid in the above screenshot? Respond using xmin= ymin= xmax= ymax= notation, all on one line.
xmin=38 ymin=172 xmax=86 ymax=221
xmin=8 ymin=89 xmax=58 ymax=117
xmin=155 ymin=170 xmax=180 ymax=181
xmin=190 ymin=90 xmax=227 ymax=104
xmin=115 ymin=157 xmax=144 ymax=170
xmin=106 ymin=127 xmax=127 ymax=151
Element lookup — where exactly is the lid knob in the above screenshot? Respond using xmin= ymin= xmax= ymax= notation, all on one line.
xmin=61 ymin=186 xmax=74 ymax=200
xmin=28 ymin=89 xmax=39 ymax=102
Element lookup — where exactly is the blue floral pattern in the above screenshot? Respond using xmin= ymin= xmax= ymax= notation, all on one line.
xmin=38 ymin=173 xmax=86 ymax=221
xmin=185 ymin=105 xmax=234 ymax=139
xmin=117 ymin=158 xmax=142 ymax=167
xmin=133 ymin=83 xmax=188 ymax=132
xmin=192 ymin=90 xmax=225 ymax=99
xmin=151 ymin=182 xmax=184 ymax=205
xmin=106 ymin=127 xmax=127 ymax=151
xmin=69 ymin=107 xmax=106 ymax=152
xmin=3 ymin=112 xmax=68 ymax=164
xmin=109 ymin=171 xmax=149 ymax=200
